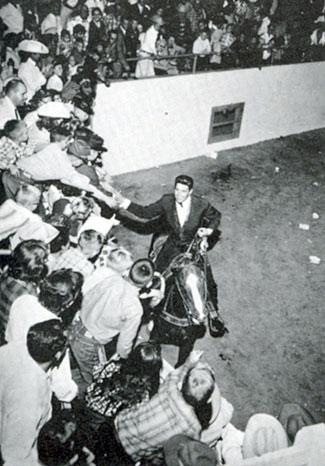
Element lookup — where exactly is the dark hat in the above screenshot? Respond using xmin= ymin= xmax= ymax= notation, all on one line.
xmin=278 ymin=403 xmax=315 ymax=445
xmin=73 ymin=98 xmax=94 ymax=116
xmin=164 ymin=435 xmax=217 ymax=466
xmin=52 ymin=199 xmax=71 ymax=216
xmin=74 ymin=127 xmax=93 ymax=142
xmin=89 ymin=133 xmax=107 ymax=152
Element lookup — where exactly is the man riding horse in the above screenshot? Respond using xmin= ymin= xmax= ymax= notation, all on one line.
xmin=114 ymin=174 xmax=225 ymax=338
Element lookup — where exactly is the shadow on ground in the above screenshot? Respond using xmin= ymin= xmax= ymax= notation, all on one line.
xmin=112 ymin=128 xmax=325 ymax=429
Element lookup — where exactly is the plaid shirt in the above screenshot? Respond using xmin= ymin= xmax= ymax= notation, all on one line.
xmin=0 ymin=136 xmax=34 ymax=170
xmin=115 ymin=359 xmax=201 ymax=462
xmin=53 ymin=247 xmax=94 ymax=278
xmin=0 ymin=274 xmax=37 ymax=345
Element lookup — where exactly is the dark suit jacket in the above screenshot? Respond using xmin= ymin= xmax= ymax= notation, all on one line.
xmin=127 ymin=194 xmax=221 ymax=247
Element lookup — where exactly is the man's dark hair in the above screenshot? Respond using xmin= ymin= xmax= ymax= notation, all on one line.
xmin=3 ymin=119 xmax=21 ymax=136
xmin=175 ymin=174 xmax=194 ymax=190
xmin=27 ymin=319 xmax=66 ymax=364
xmin=181 ymin=367 xmax=215 ymax=408
xmin=7 ymin=239 xmax=48 ymax=281
xmin=4 ymin=78 xmax=24 ymax=95
xmin=129 ymin=258 xmax=154 ymax=287
xmin=48 ymin=227 xmax=70 ymax=253
xmin=39 ymin=269 xmax=82 ymax=314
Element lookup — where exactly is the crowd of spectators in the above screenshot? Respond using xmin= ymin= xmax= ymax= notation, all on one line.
xmin=0 ymin=1 xmax=323 ymax=465
xmin=0 ymin=0 xmax=324 ymax=85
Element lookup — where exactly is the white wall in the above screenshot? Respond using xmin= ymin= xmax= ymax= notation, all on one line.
xmin=93 ymin=62 xmax=325 ymax=176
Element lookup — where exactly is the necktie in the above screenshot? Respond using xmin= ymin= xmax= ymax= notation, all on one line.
xmin=15 ymin=109 xmax=20 ymax=120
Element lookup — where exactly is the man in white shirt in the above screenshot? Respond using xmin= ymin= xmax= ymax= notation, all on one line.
xmin=193 ymin=30 xmax=212 ymax=71
xmin=69 ymin=250 xmax=154 ymax=395
xmin=0 ymin=0 xmax=24 ymax=36
xmin=0 ymin=319 xmax=67 ymax=466
xmin=135 ymin=15 xmax=164 ymax=78
xmin=17 ymin=40 xmax=49 ymax=102
xmin=0 ymin=78 xmax=27 ymax=129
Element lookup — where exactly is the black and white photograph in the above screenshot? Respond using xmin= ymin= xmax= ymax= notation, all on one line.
xmin=0 ymin=0 xmax=324 ymax=465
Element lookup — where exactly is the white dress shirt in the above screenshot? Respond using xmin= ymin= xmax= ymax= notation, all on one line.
xmin=18 ymin=58 xmax=47 ymax=102
xmin=0 ymin=95 xmax=17 ymax=129
xmin=175 ymin=196 xmax=191 ymax=227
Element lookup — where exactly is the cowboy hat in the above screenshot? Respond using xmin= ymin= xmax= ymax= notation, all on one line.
xmin=18 ymin=40 xmax=49 ymax=54
xmin=37 ymin=101 xmax=71 ymax=119
xmin=164 ymin=435 xmax=217 ymax=466
xmin=243 ymin=413 xmax=288 ymax=459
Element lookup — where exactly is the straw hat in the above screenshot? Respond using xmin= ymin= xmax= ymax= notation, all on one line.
xmin=18 ymin=40 xmax=49 ymax=54
xmin=243 ymin=413 xmax=288 ymax=459
xmin=37 ymin=101 xmax=71 ymax=119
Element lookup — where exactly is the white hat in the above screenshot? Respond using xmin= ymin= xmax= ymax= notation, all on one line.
xmin=243 ymin=413 xmax=288 ymax=458
xmin=18 ymin=40 xmax=49 ymax=54
xmin=37 ymin=102 xmax=71 ymax=119
xmin=10 ymin=220 xmax=59 ymax=250
xmin=78 ymin=214 xmax=120 ymax=238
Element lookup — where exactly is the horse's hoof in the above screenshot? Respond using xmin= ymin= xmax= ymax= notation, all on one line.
xmin=208 ymin=315 xmax=229 ymax=338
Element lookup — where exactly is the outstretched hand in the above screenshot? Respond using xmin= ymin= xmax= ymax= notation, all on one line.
xmin=189 ymin=350 xmax=204 ymax=365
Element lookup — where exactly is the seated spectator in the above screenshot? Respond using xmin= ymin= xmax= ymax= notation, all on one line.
xmin=0 ymin=78 xmax=27 ymax=130
xmin=67 ymin=3 xmax=90 ymax=47
xmin=154 ymin=31 xmax=169 ymax=75
xmin=0 ymin=0 xmax=24 ymax=36
xmin=27 ymin=100 xmax=71 ymax=151
xmin=88 ymin=7 xmax=107 ymax=51
xmin=186 ymin=0 xmax=207 ymax=35
xmin=0 ymin=319 xmax=67 ymax=465
xmin=85 ymin=341 xmax=162 ymax=430
xmin=23 ymin=89 xmax=54 ymax=129
xmin=192 ymin=29 xmax=212 ymax=71
xmin=220 ymin=24 xmax=236 ymax=67
xmin=17 ymin=39 xmax=49 ymax=102
xmin=46 ymin=58 xmax=66 ymax=93
xmin=0 ymin=239 xmax=48 ymax=345
xmin=167 ymin=3 xmax=192 ymax=52
xmin=103 ymin=5 xmax=120 ymax=33
xmin=57 ymin=28 xmax=74 ymax=57
xmin=40 ymin=1 xmax=62 ymax=36
xmin=4 ymin=32 xmax=21 ymax=71
xmin=0 ymin=120 xmax=34 ymax=176
xmin=167 ymin=36 xmax=186 ymax=75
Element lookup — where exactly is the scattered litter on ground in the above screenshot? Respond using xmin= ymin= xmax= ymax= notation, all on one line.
xmin=312 ymin=212 xmax=319 ymax=219
xmin=313 ymin=181 xmax=320 ymax=186
xmin=205 ymin=151 xmax=218 ymax=159
xmin=309 ymin=256 xmax=321 ymax=264
xmin=299 ymin=223 xmax=310 ymax=230
xmin=274 ymin=166 xmax=280 ymax=173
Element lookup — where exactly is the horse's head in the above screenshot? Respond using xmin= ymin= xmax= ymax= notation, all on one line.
xmin=175 ymin=262 xmax=208 ymax=325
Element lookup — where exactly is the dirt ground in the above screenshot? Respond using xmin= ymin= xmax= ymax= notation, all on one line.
xmin=112 ymin=128 xmax=325 ymax=430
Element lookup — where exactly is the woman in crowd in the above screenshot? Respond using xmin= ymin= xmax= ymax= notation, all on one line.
xmin=0 ymin=239 xmax=48 ymax=345
xmin=85 ymin=341 xmax=162 ymax=431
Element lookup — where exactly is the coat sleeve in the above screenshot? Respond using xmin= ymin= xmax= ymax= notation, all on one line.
xmin=127 ymin=196 xmax=165 ymax=220
xmin=202 ymin=202 xmax=221 ymax=231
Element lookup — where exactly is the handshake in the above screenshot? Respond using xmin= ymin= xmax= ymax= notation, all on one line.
xmin=100 ymin=188 xmax=129 ymax=211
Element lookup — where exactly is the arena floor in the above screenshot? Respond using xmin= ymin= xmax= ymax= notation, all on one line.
xmin=112 ymin=128 xmax=325 ymax=430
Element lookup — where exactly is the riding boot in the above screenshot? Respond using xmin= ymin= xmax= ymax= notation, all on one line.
xmin=205 ymin=262 xmax=229 ymax=338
